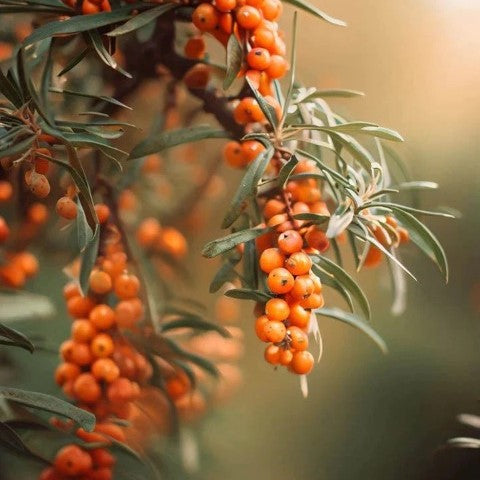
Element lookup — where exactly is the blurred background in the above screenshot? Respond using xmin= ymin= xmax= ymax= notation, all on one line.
xmin=2 ymin=0 xmax=480 ymax=479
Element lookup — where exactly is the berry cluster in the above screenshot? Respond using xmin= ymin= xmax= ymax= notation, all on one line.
xmin=59 ymin=0 xmax=111 ymax=14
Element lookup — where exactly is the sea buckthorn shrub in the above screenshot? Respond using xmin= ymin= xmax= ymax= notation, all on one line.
xmin=0 ymin=0 xmax=451 ymax=478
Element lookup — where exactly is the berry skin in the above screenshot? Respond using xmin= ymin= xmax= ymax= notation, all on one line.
xmin=106 ymin=377 xmax=136 ymax=404
xmin=115 ymin=300 xmax=140 ymax=328
xmin=63 ymin=282 xmax=81 ymax=300
xmin=241 ymin=140 xmax=265 ymax=163
xmin=219 ymin=12 xmax=233 ymax=33
xmin=255 ymin=315 xmax=270 ymax=341
xmin=236 ymin=5 xmax=262 ymax=29
xmin=192 ymin=3 xmax=219 ymax=31
xmin=90 ymin=448 xmax=115 ymax=468
xmin=253 ymin=27 xmax=276 ymax=49
xmin=73 ymin=373 xmax=102 ymax=404
xmin=285 ymin=251 xmax=313 ymax=276
xmin=288 ymin=303 xmax=310 ymax=328
xmin=215 ymin=0 xmax=236 ymax=12
xmin=27 ymin=202 xmax=48 ymax=224
xmin=290 ymin=350 xmax=314 ymax=375
xmin=94 ymin=422 xmax=127 ymax=442
xmin=264 ymin=344 xmax=281 ymax=364
xmin=67 ymin=295 xmax=96 ymax=318
xmin=54 ymin=445 xmax=93 ymax=476
xmin=364 ymin=245 xmax=382 ymax=268
xmin=0 ymin=181 xmax=13 ymax=202
xmin=305 ymin=227 xmax=329 ymax=252
xmin=233 ymin=97 xmax=265 ymax=124
xmin=259 ymin=247 xmax=285 ymax=273
xmin=261 ymin=0 xmax=282 ymax=20
xmin=265 ymin=298 xmax=290 ymax=321
xmin=263 ymin=198 xmax=286 ymax=219
xmin=266 ymin=54 xmax=288 ymax=79
xmin=157 ymin=227 xmax=188 ymax=259
xmin=136 ymin=217 xmax=161 ymax=247
xmin=71 ymin=319 xmax=97 ymax=343
xmin=247 ymin=48 xmax=271 ymax=70
xmin=397 ymin=227 xmax=410 ymax=244
xmin=94 ymin=203 xmax=110 ymax=224
xmin=55 ymin=362 xmax=81 ymax=386
xmin=91 ymin=358 xmax=120 ymax=383
xmin=91 ymin=333 xmax=115 ymax=358
xmin=184 ymin=36 xmax=206 ymax=59
xmin=89 ymin=304 xmax=115 ymax=330
xmin=56 ymin=196 xmax=77 ymax=220
xmin=290 ymin=275 xmax=315 ymax=300
xmin=288 ymin=326 xmax=308 ymax=351
xmin=0 ymin=263 xmax=26 ymax=288
xmin=300 ymin=292 xmax=324 ymax=310
xmin=114 ymin=273 xmax=140 ymax=299
xmin=28 ymin=172 xmax=50 ymax=198
xmin=278 ymin=230 xmax=303 ymax=254
xmin=89 ymin=270 xmax=112 ymax=295
xmin=10 ymin=251 xmax=39 ymax=277
xmin=279 ymin=348 xmax=293 ymax=366
xmin=264 ymin=321 xmax=287 ymax=343
xmin=223 ymin=141 xmax=246 ymax=168
xmin=60 ymin=340 xmax=93 ymax=366
xmin=82 ymin=0 xmax=100 ymax=14
xmin=267 ymin=267 xmax=294 ymax=294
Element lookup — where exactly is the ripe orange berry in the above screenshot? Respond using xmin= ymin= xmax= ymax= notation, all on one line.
xmin=27 ymin=202 xmax=48 ymax=224
xmin=289 ymin=302 xmax=310 ymax=328
xmin=218 ymin=12 xmax=233 ymax=33
xmin=114 ymin=273 xmax=140 ymax=299
xmin=397 ymin=227 xmax=410 ymax=244
xmin=233 ymin=97 xmax=265 ymax=124
xmin=192 ymin=3 xmax=219 ymax=31
xmin=261 ymin=0 xmax=282 ymax=20
xmin=115 ymin=300 xmax=140 ymax=328
xmin=290 ymin=275 xmax=315 ymax=300
xmin=259 ymin=247 xmax=285 ymax=273
xmin=91 ymin=358 xmax=120 ymax=383
xmin=90 ymin=448 xmax=115 ymax=468
xmin=288 ymin=326 xmax=308 ymax=351
xmin=54 ymin=445 xmax=92 ymax=476
xmin=264 ymin=320 xmax=286 ymax=343
xmin=136 ymin=217 xmax=161 ymax=247
xmin=263 ymin=198 xmax=286 ymax=219
xmin=82 ymin=0 xmax=100 ymax=13
xmin=157 ymin=227 xmax=187 ymax=259
xmin=265 ymin=298 xmax=290 ymax=321
xmin=60 ymin=340 xmax=93 ymax=366
xmin=264 ymin=344 xmax=281 ymax=364
xmin=106 ymin=377 xmax=135 ymax=404
xmin=166 ymin=374 xmax=190 ymax=399
xmin=94 ymin=203 xmax=110 ymax=224
xmin=236 ymin=5 xmax=262 ymax=29
xmin=255 ymin=315 xmax=270 ymax=341
xmin=305 ymin=227 xmax=329 ymax=252
xmin=241 ymin=140 xmax=265 ymax=163
xmin=28 ymin=172 xmax=50 ymax=198
xmin=184 ymin=64 xmax=210 ymax=89
xmin=0 ymin=263 xmax=25 ymax=288
xmin=215 ymin=0 xmax=236 ymax=11
xmin=278 ymin=230 xmax=303 ymax=254
xmin=0 ymin=181 xmax=12 ymax=202
xmin=311 ymin=274 xmax=322 ymax=294
xmin=364 ymin=245 xmax=382 ymax=268
xmin=300 ymin=292 xmax=324 ymax=309
xmin=94 ymin=422 xmax=127 ymax=442
xmin=56 ymin=196 xmax=77 ymax=220
xmin=89 ymin=304 xmax=115 ymax=330
xmin=10 ymin=251 xmax=39 ymax=277
xmin=63 ymin=281 xmax=81 ymax=300
xmin=253 ymin=27 xmax=276 ymax=49
xmin=285 ymin=251 xmax=312 ymax=276
xmin=279 ymin=348 xmax=293 ymax=366
xmin=385 ymin=215 xmax=398 ymax=228
xmin=267 ymin=267 xmax=294 ymax=294
xmin=184 ymin=36 xmax=206 ymax=59
xmin=55 ymin=362 xmax=81 ymax=386
xmin=89 ymin=270 xmax=112 ymax=295
xmin=91 ymin=333 xmax=115 ymax=358
xmin=223 ymin=141 xmax=246 ymax=168
xmin=73 ymin=373 xmax=101 ymax=403
xmin=290 ymin=350 xmax=314 ymax=374
xmin=71 ymin=319 xmax=97 ymax=343
xmin=247 ymin=47 xmax=271 ymax=70
xmin=266 ymin=54 xmax=288 ymax=79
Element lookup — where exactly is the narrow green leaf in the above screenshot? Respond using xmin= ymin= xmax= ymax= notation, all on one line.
xmin=297 ymin=89 xmax=364 ymax=102
xmin=57 ymin=47 xmax=90 ymax=76
xmin=0 ymin=388 xmax=96 ymax=431
xmin=292 ymin=212 xmax=329 ymax=224
xmin=161 ymin=316 xmax=230 ymax=337
xmin=0 ymin=324 xmax=34 ymax=353
xmin=50 ymin=87 xmax=132 ymax=109
xmin=222 ymin=146 xmax=273 ymax=228
xmin=107 ymin=3 xmax=176 ymax=36
xmin=365 ymin=201 xmax=455 ymax=219
xmin=282 ymin=0 xmax=346 ymax=26
xmin=225 ymin=288 xmax=272 ymax=302
xmin=130 ymin=125 xmax=229 ymax=159
xmin=396 ymin=181 xmax=438 ymax=191
xmin=246 ymin=77 xmax=278 ymax=128
xmin=0 ymin=68 xmax=23 ymax=107
xmin=277 ymin=154 xmax=298 ymax=188
xmin=316 ymin=307 xmax=387 ymax=353
xmin=79 ymin=225 xmax=100 ymax=296
xmin=223 ymin=34 xmax=243 ymax=90
xmin=311 ymin=264 xmax=354 ymax=312
xmin=202 ymin=227 xmax=270 ymax=258
xmin=0 ymin=135 xmax=35 ymax=158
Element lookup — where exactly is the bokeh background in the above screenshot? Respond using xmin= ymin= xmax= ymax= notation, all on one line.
xmin=2 ymin=0 xmax=480 ymax=479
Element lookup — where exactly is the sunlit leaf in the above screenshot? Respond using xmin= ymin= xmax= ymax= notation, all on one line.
xmin=203 ymin=227 xmax=270 ymax=258
xmin=223 ymin=34 xmax=243 ymax=90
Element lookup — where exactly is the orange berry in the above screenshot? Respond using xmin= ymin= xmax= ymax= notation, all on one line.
xmin=56 ymin=196 xmax=77 ymax=220
xmin=223 ymin=141 xmax=246 ymax=168
xmin=166 ymin=375 xmax=190 ymax=399
xmin=0 ymin=181 xmax=12 ymax=202
xmin=192 ymin=3 xmax=219 ymax=31
xmin=91 ymin=333 xmax=115 ymax=358
xmin=255 ymin=315 xmax=270 ymax=342
xmin=94 ymin=422 xmax=126 ymax=442
xmin=265 ymin=298 xmax=290 ymax=321
xmin=305 ymin=227 xmax=329 ymax=252
xmin=253 ymin=27 xmax=276 ymax=49
xmin=278 ymin=230 xmax=303 ymax=254
xmin=91 ymin=358 xmax=120 ymax=383
xmin=264 ymin=320 xmax=286 ymax=343
xmin=279 ymin=348 xmax=293 ymax=365
xmin=114 ymin=273 xmax=140 ymax=299
xmin=288 ymin=326 xmax=308 ymax=351
xmin=300 ymin=292 xmax=324 ymax=309
xmin=241 ymin=140 xmax=265 ymax=163
xmin=89 ymin=304 xmax=115 ymax=330
xmin=233 ymin=97 xmax=265 ymax=125
xmin=290 ymin=350 xmax=314 ymax=374
xmin=71 ymin=319 xmax=97 ymax=343
xmin=10 ymin=251 xmax=39 ymax=277
xmin=89 ymin=270 xmax=112 ymax=295
xmin=215 ymin=0 xmax=236 ymax=11
xmin=397 ymin=227 xmax=410 ymax=244
xmin=0 ymin=263 xmax=25 ymax=288
xmin=184 ymin=64 xmax=210 ymax=89
xmin=385 ymin=215 xmax=398 ymax=228
xmin=94 ymin=203 xmax=110 ymax=224
xmin=236 ymin=5 xmax=262 ymax=29
xmin=288 ymin=303 xmax=310 ymax=328
xmin=264 ymin=344 xmax=281 ymax=364
xmin=364 ymin=245 xmax=382 ymax=268
xmin=54 ymin=445 xmax=92 ymax=476
xmin=136 ymin=217 xmax=161 ymax=247
xmin=259 ymin=247 xmax=285 ymax=273
xmin=261 ymin=0 xmax=282 ymax=20
xmin=73 ymin=373 xmax=101 ymax=403
xmin=28 ymin=172 xmax=50 ymax=198
xmin=27 ymin=202 xmax=48 ymax=224
xmin=266 ymin=54 xmax=288 ymax=79
xmin=82 ymin=0 xmax=100 ymax=14
xmin=157 ymin=227 xmax=187 ymax=259
xmin=247 ymin=47 xmax=271 ymax=71
xmin=115 ymin=300 xmax=140 ymax=328
xmin=184 ymin=36 xmax=205 ymax=59
xmin=267 ymin=267 xmax=294 ymax=294
xmin=285 ymin=251 xmax=312 ymax=276
xmin=106 ymin=377 xmax=135 ymax=404
xmin=55 ymin=362 xmax=81 ymax=386
xmin=90 ymin=448 xmax=115 ymax=468
xmin=63 ymin=281 xmax=81 ymax=300
xmin=263 ymin=198 xmax=286 ymax=219
xmin=311 ymin=274 xmax=322 ymax=294
xmin=290 ymin=275 xmax=315 ymax=300
xmin=218 ymin=12 xmax=233 ymax=33
xmin=60 ymin=340 xmax=93 ymax=366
